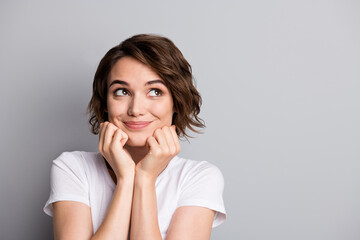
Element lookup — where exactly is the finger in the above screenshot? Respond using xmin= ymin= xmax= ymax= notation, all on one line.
xmin=170 ymin=125 xmax=181 ymax=153
xmin=120 ymin=131 xmax=128 ymax=146
xmin=112 ymin=128 xmax=128 ymax=148
xmin=163 ymin=126 xmax=177 ymax=154
xmin=103 ymin=122 xmax=117 ymax=151
xmin=153 ymin=128 xmax=169 ymax=151
xmin=98 ymin=122 xmax=103 ymax=141
xmin=146 ymin=136 xmax=161 ymax=155
xmin=98 ymin=122 xmax=108 ymax=154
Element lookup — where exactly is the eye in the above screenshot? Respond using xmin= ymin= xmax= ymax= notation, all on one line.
xmin=114 ymin=88 xmax=129 ymax=96
xmin=149 ymin=89 xmax=163 ymax=97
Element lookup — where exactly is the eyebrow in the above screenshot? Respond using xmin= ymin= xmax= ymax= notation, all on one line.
xmin=109 ymin=79 xmax=165 ymax=88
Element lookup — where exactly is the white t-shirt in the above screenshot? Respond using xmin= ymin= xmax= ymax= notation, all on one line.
xmin=43 ymin=151 xmax=226 ymax=238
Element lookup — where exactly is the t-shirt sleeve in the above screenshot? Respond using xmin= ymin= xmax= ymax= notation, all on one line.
xmin=43 ymin=151 xmax=90 ymax=217
xmin=177 ymin=161 xmax=226 ymax=228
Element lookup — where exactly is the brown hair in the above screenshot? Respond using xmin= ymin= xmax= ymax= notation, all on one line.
xmin=86 ymin=34 xmax=205 ymax=138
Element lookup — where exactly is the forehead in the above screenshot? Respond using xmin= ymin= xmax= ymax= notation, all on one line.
xmin=108 ymin=56 xmax=162 ymax=87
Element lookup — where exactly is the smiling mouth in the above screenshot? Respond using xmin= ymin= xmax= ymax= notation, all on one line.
xmin=123 ymin=121 xmax=152 ymax=130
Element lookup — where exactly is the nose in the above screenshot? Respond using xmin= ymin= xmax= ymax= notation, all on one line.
xmin=127 ymin=94 xmax=145 ymax=117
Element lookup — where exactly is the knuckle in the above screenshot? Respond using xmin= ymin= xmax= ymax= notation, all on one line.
xmin=163 ymin=148 xmax=170 ymax=155
xmin=102 ymin=146 xmax=108 ymax=154
xmin=155 ymin=128 xmax=162 ymax=135
xmin=113 ymin=129 xmax=120 ymax=136
xmin=154 ymin=148 xmax=162 ymax=157
xmin=170 ymin=147 xmax=176 ymax=155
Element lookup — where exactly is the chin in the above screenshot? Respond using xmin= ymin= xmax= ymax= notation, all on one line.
xmin=125 ymin=136 xmax=148 ymax=147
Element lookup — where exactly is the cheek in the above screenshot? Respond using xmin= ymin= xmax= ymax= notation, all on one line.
xmin=107 ymin=99 xmax=127 ymax=117
xmin=152 ymin=102 xmax=174 ymax=121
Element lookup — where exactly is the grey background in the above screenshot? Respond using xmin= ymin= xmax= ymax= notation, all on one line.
xmin=1 ymin=0 xmax=359 ymax=239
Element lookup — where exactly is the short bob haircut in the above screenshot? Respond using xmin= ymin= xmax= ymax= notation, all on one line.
xmin=87 ymin=34 xmax=205 ymax=138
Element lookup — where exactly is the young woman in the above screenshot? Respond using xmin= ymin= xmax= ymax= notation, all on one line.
xmin=43 ymin=34 xmax=226 ymax=240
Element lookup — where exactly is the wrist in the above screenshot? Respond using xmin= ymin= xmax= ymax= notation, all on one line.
xmin=116 ymin=177 xmax=135 ymax=188
xmin=134 ymin=170 xmax=156 ymax=186
xmin=116 ymin=169 xmax=135 ymax=182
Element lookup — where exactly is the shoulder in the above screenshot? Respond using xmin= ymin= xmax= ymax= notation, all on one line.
xmin=169 ymin=156 xmax=224 ymax=186
xmin=51 ymin=151 xmax=102 ymax=176
xmin=170 ymin=156 xmax=224 ymax=176
xmin=54 ymin=151 xmax=100 ymax=165
xmin=44 ymin=151 xmax=99 ymax=216
xmin=54 ymin=151 xmax=98 ymax=161
xmin=172 ymin=156 xmax=227 ymax=226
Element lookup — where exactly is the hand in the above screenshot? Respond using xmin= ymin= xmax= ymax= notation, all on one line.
xmin=135 ymin=125 xmax=181 ymax=182
xmin=98 ymin=121 xmax=135 ymax=179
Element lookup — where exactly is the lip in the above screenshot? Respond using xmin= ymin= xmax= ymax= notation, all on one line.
xmin=124 ymin=121 xmax=152 ymax=130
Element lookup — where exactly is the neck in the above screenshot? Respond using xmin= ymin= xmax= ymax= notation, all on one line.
xmin=124 ymin=144 xmax=148 ymax=164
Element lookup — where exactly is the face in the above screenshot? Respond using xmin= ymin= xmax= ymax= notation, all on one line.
xmin=106 ymin=56 xmax=174 ymax=147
